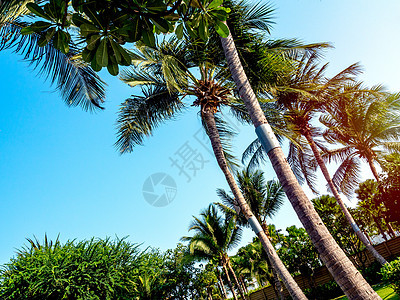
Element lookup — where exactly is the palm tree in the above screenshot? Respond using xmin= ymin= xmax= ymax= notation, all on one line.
xmin=182 ymin=204 xmax=244 ymax=300
xmin=321 ymin=87 xmax=400 ymax=190
xmin=246 ymin=53 xmax=387 ymax=265
xmin=116 ymin=36 xmax=307 ymax=299
xmin=0 ymin=0 xmax=106 ymax=111
xmin=216 ymin=168 xmax=286 ymax=299
xmin=233 ymin=240 xmax=281 ymax=300
xmin=218 ymin=2 xmax=381 ymax=299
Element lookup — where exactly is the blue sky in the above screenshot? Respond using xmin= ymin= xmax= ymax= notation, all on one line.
xmin=1 ymin=0 xmax=400 ymax=264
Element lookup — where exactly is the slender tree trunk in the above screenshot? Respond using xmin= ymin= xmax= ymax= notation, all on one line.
xmin=218 ymin=272 xmax=228 ymax=299
xmin=367 ymin=157 xmax=380 ymax=182
xmin=202 ymin=108 xmax=307 ymax=300
xmin=303 ymin=131 xmax=387 ymax=265
xmin=373 ymin=215 xmax=388 ymax=241
xmin=240 ymin=275 xmax=248 ymax=294
xmin=263 ymin=223 xmax=285 ymax=300
xmin=220 ymin=28 xmax=381 ymax=300
xmin=227 ymin=260 xmax=246 ymax=300
xmin=387 ymin=223 xmax=396 ymax=238
xmin=222 ymin=263 xmax=238 ymax=300
xmin=208 ymin=288 xmax=213 ymax=300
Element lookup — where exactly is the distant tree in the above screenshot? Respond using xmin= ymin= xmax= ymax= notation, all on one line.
xmin=377 ymin=154 xmax=400 ymax=226
xmin=277 ymin=226 xmax=321 ymax=297
xmin=312 ymin=195 xmax=369 ymax=270
xmin=216 ymin=167 xmax=287 ymax=299
xmin=356 ymin=180 xmax=394 ymax=240
xmin=182 ymin=204 xmax=244 ymax=300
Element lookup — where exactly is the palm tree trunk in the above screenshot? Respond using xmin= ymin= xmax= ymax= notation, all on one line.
xmin=219 ymin=28 xmax=381 ymax=299
xmin=222 ymin=263 xmax=238 ymax=300
xmin=373 ymin=215 xmax=388 ymax=241
xmin=202 ymin=108 xmax=306 ymax=300
xmin=367 ymin=157 xmax=380 ymax=182
xmin=227 ymin=260 xmax=246 ymax=300
xmin=239 ymin=275 xmax=248 ymax=294
xmin=303 ymin=130 xmax=387 ymax=265
xmin=218 ymin=272 xmax=228 ymax=299
xmin=263 ymin=223 xmax=285 ymax=300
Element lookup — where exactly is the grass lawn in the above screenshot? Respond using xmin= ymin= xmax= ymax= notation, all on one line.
xmin=333 ymin=283 xmax=399 ymax=300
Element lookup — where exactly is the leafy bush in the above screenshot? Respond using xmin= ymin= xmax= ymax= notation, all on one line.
xmin=0 ymin=236 xmax=142 ymax=299
xmin=380 ymin=258 xmax=400 ymax=295
xmin=304 ymin=280 xmax=343 ymax=300
xmin=361 ymin=261 xmax=383 ymax=284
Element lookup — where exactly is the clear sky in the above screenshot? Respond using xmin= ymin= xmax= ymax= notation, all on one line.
xmin=1 ymin=0 xmax=400 ymax=264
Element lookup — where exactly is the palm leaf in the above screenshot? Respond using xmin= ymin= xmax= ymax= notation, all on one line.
xmin=115 ymin=84 xmax=184 ymax=153
xmin=1 ymin=0 xmax=106 ymax=112
xmin=331 ymin=155 xmax=361 ymax=197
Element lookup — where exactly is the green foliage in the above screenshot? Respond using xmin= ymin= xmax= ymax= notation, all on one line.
xmin=356 ymin=179 xmax=393 ymax=238
xmin=321 ymin=89 xmax=400 ymax=195
xmin=0 ymin=236 xmax=142 ymax=299
xmin=380 ymin=258 xmax=400 ymax=295
xmin=303 ymin=280 xmax=343 ymax=300
xmin=0 ymin=237 xmax=220 ymax=299
xmin=21 ymin=0 xmax=232 ymax=75
xmin=182 ymin=204 xmax=242 ymax=262
xmin=361 ymin=261 xmax=383 ymax=285
xmin=378 ymin=154 xmax=400 ymax=225
xmin=277 ymin=225 xmax=321 ymax=277
xmin=312 ymin=195 xmax=369 ymax=269
xmin=0 ymin=0 xmax=106 ymax=111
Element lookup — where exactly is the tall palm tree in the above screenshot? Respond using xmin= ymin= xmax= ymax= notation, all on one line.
xmin=218 ymin=2 xmax=381 ymax=299
xmin=182 ymin=204 xmax=243 ymax=300
xmin=0 ymin=0 xmax=106 ymax=110
xmin=244 ymin=53 xmax=387 ymax=265
xmin=116 ymin=37 xmax=307 ymax=299
xmin=216 ymin=168 xmax=286 ymax=300
xmin=321 ymin=87 xmax=400 ymax=190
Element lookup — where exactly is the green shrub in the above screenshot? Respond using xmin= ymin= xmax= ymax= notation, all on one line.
xmin=303 ymin=280 xmax=343 ymax=300
xmin=361 ymin=261 xmax=383 ymax=285
xmin=380 ymin=258 xmax=400 ymax=295
xmin=0 ymin=236 xmax=142 ymax=299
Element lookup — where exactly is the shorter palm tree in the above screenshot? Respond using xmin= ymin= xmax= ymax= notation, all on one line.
xmin=217 ymin=167 xmax=286 ymax=299
xmin=182 ymin=204 xmax=244 ymax=300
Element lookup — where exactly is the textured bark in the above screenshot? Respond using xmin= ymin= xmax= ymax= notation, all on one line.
xmin=228 ymin=261 xmax=246 ymax=300
xmin=240 ymin=275 xmax=248 ymax=294
xmin=263 ymin=224 xmax=285 ymax=300
xmin=218 ymin=273 xmax=228 ymax=299
xmin=202 ymin=108 xmax=306 ymax=300
xmin=304 ymin=131 xmax=387 ymax=265
xmin=222 ymin=263 xmax=238 ymax=300
xmin=220 ymin=28 xmax=381 ymax=299
xmin=367 ymin=157 xmax=381 ymax=182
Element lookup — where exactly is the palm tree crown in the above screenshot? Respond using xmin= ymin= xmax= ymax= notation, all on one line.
xmin=321 ymin=86 xmax=400 ymax=194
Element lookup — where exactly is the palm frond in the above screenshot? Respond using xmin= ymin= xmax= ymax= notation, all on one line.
xmin=115 ymin=84 xmax=184 ymax=153
xmin=287 ymin=139 xmax=319 ymax=194
xmin=236 ymin=0 xmax=275 ymax=33
xmin=0 ymin=20 xmax=106 ymax=110
xmin=331 ymin=155 xmax=361 ymax=197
